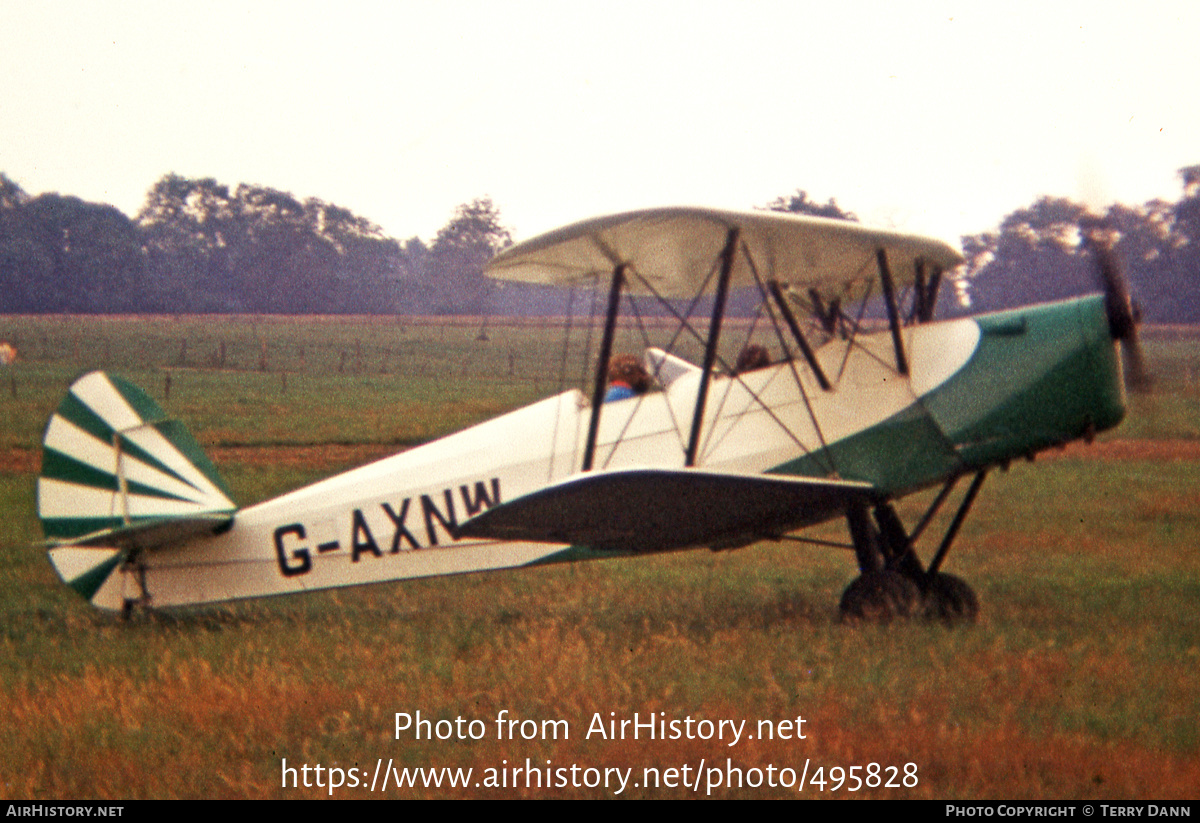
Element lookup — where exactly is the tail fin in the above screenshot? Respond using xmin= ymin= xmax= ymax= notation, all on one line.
xmin=38 ymin=372 xmax=236 ymax=601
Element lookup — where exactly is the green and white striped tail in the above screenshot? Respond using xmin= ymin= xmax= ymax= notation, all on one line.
xmin=39 ymin=372 xmax=236 ymax=600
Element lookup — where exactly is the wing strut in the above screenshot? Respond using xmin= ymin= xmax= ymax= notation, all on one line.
xmin=685 ymin=228 xmax=738 ymax=466
xmin=808 ymin=289 xmax=841 ymax=336
xmin=582 ymin=263 xmax=626 ymax=471
xmin=910 ymin=261 xmax=944 ymax=323
xmin=876 ymin=248 xmax=909 ymax=376
xmin=767 ymin=280 xmax=832 ymax=391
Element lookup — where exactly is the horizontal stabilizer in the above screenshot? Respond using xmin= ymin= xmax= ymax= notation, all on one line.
xmin=46 ymin=514 xmax=234 ymax=602
xmin=46 ymin=512 xmax=234 ymax=551
xmin=456 ymin=468 xmax=874 ymax=553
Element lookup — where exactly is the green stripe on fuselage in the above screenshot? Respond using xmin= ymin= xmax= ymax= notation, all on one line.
xmin=525 ymin=544 xmax=641 ymax=566
xmin=768 ymin=403 xmax=961 ymax=496
xmin=768 ymin=296 xmax=1124 ymax=496
xmin=922 ymin=295 xmax=1124 ymax=469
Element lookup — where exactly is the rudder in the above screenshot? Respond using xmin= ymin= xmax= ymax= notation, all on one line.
xmin=38 ymin=372 xmax=236 ymax=604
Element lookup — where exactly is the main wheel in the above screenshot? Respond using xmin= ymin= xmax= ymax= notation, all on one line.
xmin=839 ymin=571 xmax=922 ymax=623
xmin=923 ymin=573 xmax=979 ymax=624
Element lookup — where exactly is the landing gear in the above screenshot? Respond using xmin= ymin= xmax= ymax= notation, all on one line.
xmin=119 ymin=552 xmax=153 ymax=621
xmin=923 ymin=573 xmax=979 ymax=624
xmin=839 ymin=571 xmax=922 ymax=623
xmin=838 ymin=474 xmax=985 ymax=625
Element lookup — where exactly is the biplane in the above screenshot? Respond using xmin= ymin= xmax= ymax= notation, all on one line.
xmin=38 ymin=206 xmax=1136 ymax=621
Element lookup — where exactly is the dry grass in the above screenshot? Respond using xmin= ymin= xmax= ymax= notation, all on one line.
xmin=4 ymin=591 xmax=1197 ymax=799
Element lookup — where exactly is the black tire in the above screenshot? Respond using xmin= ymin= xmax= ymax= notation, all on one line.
xmin=923 ymin=573 xmax=979 ymax=624
xmin=839 ymin=571 xmax=922 ymax=623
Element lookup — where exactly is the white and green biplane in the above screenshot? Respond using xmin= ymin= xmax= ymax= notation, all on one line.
xmin=38 ymin=207 xmax=1135 ymax=621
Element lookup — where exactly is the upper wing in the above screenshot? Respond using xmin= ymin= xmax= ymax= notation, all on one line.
xmin=455 ymin=467 xmax=874 ymax=553
xmin=486 ymin=206 xmax=963 ymax=299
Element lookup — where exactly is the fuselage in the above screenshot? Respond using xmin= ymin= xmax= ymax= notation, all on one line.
xmin=86 ymin=294 xmax=1124 ymax=610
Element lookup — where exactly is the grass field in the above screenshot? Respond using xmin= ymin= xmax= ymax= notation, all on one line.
xmin=1 ymin=316 xmax=1198 ymax=799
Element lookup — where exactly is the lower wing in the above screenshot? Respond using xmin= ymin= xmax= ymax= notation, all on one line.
xmin=455 ymin=467 xmax=874 ymax=553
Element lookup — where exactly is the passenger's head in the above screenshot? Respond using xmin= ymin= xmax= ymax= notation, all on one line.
xmin=608 ymin=354 xmax=651 ymax=393
xmin=735 ymin=344 xmax=771 ymax=374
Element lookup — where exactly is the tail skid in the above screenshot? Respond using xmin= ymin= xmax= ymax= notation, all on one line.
xmin=39 ymin=372 xmax=236 ymax=606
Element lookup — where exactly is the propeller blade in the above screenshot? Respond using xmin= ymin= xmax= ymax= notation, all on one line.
xmin=1082 ymin=217 xmax=1152 ymax=392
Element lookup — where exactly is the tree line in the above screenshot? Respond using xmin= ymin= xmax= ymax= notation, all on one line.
xmin=1 ymin=170 xmax=1198 ymax=321
xmin=960 ymin=166 xmax=1200 ymax=323
xmin=0 ymin=173 xmax=511 ymax=315
xmin=766 ymin=179 xmax=1200 ymax=324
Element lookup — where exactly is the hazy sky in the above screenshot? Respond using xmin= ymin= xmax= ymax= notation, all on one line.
xmin=2 ymin=1 xmax=1196 ymax=246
